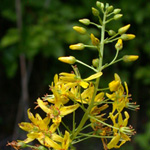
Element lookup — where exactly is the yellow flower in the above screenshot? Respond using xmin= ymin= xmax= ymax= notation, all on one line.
xmin=108 ymin=73 xmax=121 ymax=92
xmin=107 ymin=112 xmax=135 ymax=149
xmin=59 ymin=71 xmax=102 ymax=89
xmin=37 ymin=98 xmax=79 ymax=124
xmin=18 ymin=109 xmax=61 ymax=149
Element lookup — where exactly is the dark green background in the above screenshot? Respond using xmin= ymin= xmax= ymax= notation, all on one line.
xmin=0 ymin=0 xmax=150 ymax=149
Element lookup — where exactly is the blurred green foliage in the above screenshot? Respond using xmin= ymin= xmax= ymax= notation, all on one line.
xmin=0 ymin=0 xmax=150 ymax=149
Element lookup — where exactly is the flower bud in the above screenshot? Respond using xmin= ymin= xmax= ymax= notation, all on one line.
xmin=58 ymin=56 xmax=76 ymax=64
xmin=92 ymin=58 xmax=99 ymax=67
xmin=118 ymin=24 xmax=130 ymax=35
xmin=17 ymin=142 xmax=27 ymax=148
xmin=108 ymin=30 xmax=116 ymax=36
xmin=73 ymin=26 xmax=86 ymax=34
xmin=79 ymin=18 xmax=90 ymax=25
xmin=92 ymin=7 xmax=100 ymax=16
xmin=123 ymin=55 xmax=139 ymax=62
xmin=90 ymin=33 xmax=100 ymax=46
xmin=114 ymin=14 xmax=123 ymax=20
xmin=115 ymin=39 xmax=123 ymax=51
xmin=121 ymin=34 xmax=135 ymax=40
xmin=69 ymin=43 xmax=85 ymax=50
xmin=113 ymin=8 xmax=121 ymax=14
xmin=107 ymin=5 xmax=114 ymax=13
xmin=96 ymin=1 xmax=104 ymax=11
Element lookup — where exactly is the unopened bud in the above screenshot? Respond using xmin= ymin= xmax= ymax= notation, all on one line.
xmin=92 ymin=7 xmax=100 ymax=16
xmin=73 ymin=26 xmax=86 ymax=34
xmin=90 ymin=33 xmax=100 ymax=46
xmin=115 ymin=39 xmax=123 ymax=51
xmin=58 ymin=56 xmax=76 ymax=64
xmin=121 ymin=34 xmax=135 ymax=40
xmin=92 ymin=58 xmax=99 ymax=67
xmin=123 ymin=55 xmax=139 ymax=62
xmin=17 ymin=142 xmax=27 ymax=148
xmin=107 ymin=5 xmax=114 ymax=13
xmin=114 ymin=14 xmax=123 ymax=20
xmin=118 ymin=24 xmax=130 ymax=34
xmin=69 ymin=43 xmax=85 ymax=50
xmin=79 ymin=19 xmax=90 ymax=25
xmin=113 ymin=8 xmax=121 ymax=14
xmin=96 ymin=1 xmax=104 ymax=11
xmin=108 ymin=30 xmax=116 ymax=36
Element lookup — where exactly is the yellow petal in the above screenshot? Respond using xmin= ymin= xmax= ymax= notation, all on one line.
xmin=37 ymin=98 xmax=51 ymax=114
xmin=52 ymin=133 xmax=63 ymax=143
xmin=49 ymin=123 xmax=59 ymax=133
xmin=62 ymin=131 xmax=71 ymax=150
xmin=60 ymin=104 xmax=79 ymax=116
xmin=95 ymin=92 xmax=104 ymax=102
xmin=107 ymin=134 xmax=120 ymax=149
xmin=43 ymin=136 xmax=61 ymax=149
xmin=19 ymin=122 xmax=33 ymax=132
xmin=79 ymin=81 xmax=89 ymax=88
xmin=84 ymin=72 xmax=103 ymax=81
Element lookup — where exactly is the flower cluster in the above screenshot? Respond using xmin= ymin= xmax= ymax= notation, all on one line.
xmin=8 ymin=1 xmax=139 ymax=150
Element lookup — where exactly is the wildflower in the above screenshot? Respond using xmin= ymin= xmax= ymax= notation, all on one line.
xmin=58 ymin=56 xmax=76 ymax=65
xmin=108 ymin=73 xmax=121 ymax=92
xmin=69 ymin=43 xmax=85 ymax=50
xmin=115 ymin=39 xmax=123 ymax=51
xmin=59 ymin=71 xmax=102 ymax=89
xmin=37 ymin=98 xmax=79 ymax=124
xmin=107 ymin=112 xmax=135 ymax=149
xmin=18 ymin=109 xmax=61 ymax=149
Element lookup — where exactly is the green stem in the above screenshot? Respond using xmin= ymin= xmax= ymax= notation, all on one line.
xmin=90 ymin=22 xmax=102 ymax=28
xmin=89 ymin=115 xmax=119 ymax=130
xmin=71 ymin=11 xmax=107 ymax=141
xmin=76 ymin=59 xmax=98 ymax=72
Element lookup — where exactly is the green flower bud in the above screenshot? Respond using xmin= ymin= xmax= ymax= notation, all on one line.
xmin=79 ymin=18 xmax=90 ymax=25
xmin=92 ymin=7 xmax=100 ymax=16
xmin=118 ymin=24 xmax=130 ymax=35
xmin=73 ymin=26 xmax=86 ymax=34
xmin=108 ymin=30 xmax=116 ymax=36
xmin=121 ymin=34 xmax=135 ymax=40
xmin=123 ymin=55 xmax=139 ymax=62
xmin=17 ymin=142 xmax=27 ymax=148
xmin=113 ymin=8 xmax=121 ymax=14
xmin=96 ymin=1 xmax=104 ymax=11
xmin=92 ymin=58 xmax=99 ymax=67
xmin=114 ymin=14 xmax=123 ymax=20
xmin=107 ymin=5 xmax=114 ymax=13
